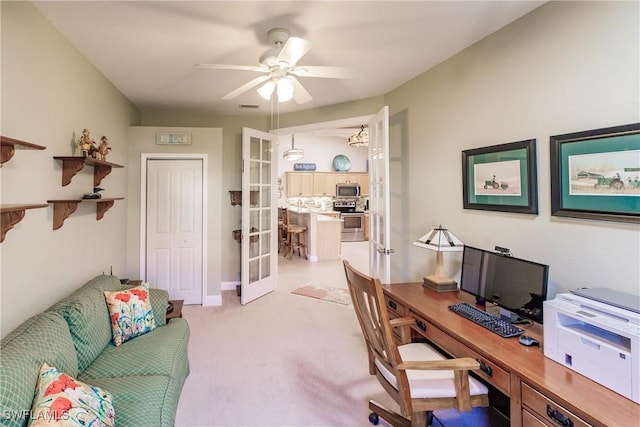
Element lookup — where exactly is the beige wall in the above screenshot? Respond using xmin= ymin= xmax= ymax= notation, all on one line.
xmin=2 ymin=1 xmax=638 ymax=337
xmin=140 ymin=98 xmax=385 ymax=284
xmin=385 ymin=0 xmax=640 ymax=295
xmin=138 ymin=112 xmax=268 ymax=286
xmin=126 ymin=127 xmax=222 ymax=300
xmin=1 ymin=1 xmax=140 ymax=336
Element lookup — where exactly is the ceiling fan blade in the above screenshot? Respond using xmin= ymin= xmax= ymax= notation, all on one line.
xmin=222 ymin=75 xmax=271 ymax=100
xmin=195 ymin=63 xmax=267 ymax=72
xmin=276 ymin=37 xmax=312 ymax=67
xmin=288 ymin=76 xmax=312 ymax=104
xmin=290 ymin=65 xmax=360 ymax=79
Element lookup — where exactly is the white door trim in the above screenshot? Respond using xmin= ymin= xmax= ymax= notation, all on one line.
xmin=140 ymin=153 xmax=208 ymax=305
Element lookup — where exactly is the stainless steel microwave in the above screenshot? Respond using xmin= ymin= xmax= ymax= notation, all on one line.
xmin=336 ymin=183 xmax=361 ymax=198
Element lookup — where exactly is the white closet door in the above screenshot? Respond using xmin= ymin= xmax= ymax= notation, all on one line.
xmin=146 ymin=159 xmax=203 ymax=304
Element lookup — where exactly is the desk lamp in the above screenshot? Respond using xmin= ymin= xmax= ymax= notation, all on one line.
xmin=413 ymin=225 xmax=464 ymax=292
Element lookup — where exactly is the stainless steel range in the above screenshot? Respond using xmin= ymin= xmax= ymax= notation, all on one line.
xmin=334 ymin=200 xmax=365 ymax=242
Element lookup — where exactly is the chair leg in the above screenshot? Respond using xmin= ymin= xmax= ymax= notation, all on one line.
xmin=411 ymin=411 xmax=427 ymax=427
xmin=368 ymin=400 xmax=411 ymax=427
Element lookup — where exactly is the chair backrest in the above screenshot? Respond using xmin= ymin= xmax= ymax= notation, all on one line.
xmin=343 ymin=260 xmax=412 ymax=413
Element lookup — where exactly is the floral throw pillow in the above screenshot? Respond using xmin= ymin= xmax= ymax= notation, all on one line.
xmin=28 ymin=363 xmax=115 ymax=426
xmin=104 ymin=282 xmax=156 ymax=346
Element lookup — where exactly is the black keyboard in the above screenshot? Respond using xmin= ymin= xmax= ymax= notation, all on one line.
xmin=448 ymin=302 xmax=524 ymax=338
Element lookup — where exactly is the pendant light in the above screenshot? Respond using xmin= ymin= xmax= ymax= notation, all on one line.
xmin=347 ymin=125 xmax=369 ymax=147
xmin=283 ymin=134 xmax=303 ymax=161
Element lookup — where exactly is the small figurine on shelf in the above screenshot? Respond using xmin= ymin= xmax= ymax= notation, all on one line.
xmin=98 ymin=136 xmax=111 ymax=161
xmin=77 ymin=128 xmax=95 ymax=158
xmin=82 ymin=187 xmax=104 ymax=200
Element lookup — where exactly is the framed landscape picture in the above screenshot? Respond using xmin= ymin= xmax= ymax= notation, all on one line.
xmin=550 ymin=123 xmax=640 ymax=223
xmin=462 ymin=139 xmax=538 ymax=214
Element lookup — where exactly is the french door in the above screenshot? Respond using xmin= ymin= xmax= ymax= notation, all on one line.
xmin=369 ymin=106 xmax=392 ymax=284
xmin=241 ymin=127 xmax=278 ymax=304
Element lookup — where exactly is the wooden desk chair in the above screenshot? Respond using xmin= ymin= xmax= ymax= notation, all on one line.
xmin=342 ymin=260 xmax=489 ymax=427
xmin=281 ymin=208 xmax=307 ymax=260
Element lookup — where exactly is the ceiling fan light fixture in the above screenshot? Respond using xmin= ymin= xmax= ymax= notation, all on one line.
xmin=276 ymin=78 xmax=294 ymax=102
xmin=347 ymin=125 xmax=369 ymax=147
xmin=283 ymin=134 xmax=304 ymax=161
xmin=257 ymin=80 xmax=276 ymax=100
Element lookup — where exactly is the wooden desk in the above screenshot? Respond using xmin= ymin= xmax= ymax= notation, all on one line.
xmin=383 ymin=283 xmax=639 ymax=427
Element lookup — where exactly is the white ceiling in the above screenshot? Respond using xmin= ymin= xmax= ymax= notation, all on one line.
xmin=33 ymin=1 xmax=546 ymax=117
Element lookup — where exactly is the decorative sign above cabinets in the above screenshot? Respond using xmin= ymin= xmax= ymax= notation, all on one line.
xmin=294 ymin=163 xmax=317 ymax=171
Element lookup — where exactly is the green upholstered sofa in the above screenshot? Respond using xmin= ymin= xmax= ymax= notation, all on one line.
xmin=0 ymin=275 xmax=190 ymax=426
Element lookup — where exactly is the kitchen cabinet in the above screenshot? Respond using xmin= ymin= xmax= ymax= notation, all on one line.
xmin=353 ymin=173 xmax=370 ymax=196
xmin=286 ymin=172 xmax=313 ymax=197
xmin=312 ymin=172 xmax=337 ymax=196
xmin=364 ymin=213 xmax=370 ymax=241
xmin=287 ymin=171 xmax=369 ymax=197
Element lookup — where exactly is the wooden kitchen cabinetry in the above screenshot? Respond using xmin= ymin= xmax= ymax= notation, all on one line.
xmin=312 ymin=172 xmax=338 ymax=196
xmin=286 ymin=172 xmax=314 ymax=197
xmin=286 ymin=171 xmax=370 ymax=197
xmin=364 ymin=213 xmax=370 ymax=240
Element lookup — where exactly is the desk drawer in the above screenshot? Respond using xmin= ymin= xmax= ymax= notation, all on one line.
xmin=523 ymin=409 xmax=548 ymax=427
xmin=385 ymin=296 xmax=406 ymax=317
xmin=409 ymin=311 xmax=510 ymax=395
xmin=522 ymin=383 xmax=592 ymax=427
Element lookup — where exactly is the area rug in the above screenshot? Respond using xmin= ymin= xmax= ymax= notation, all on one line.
xmin=291 ymin=284 xmax=352 ymax=305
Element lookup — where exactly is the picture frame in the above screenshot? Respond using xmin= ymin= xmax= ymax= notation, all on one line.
xmin=550 ymin=123 xmax=640 ymax=224
xmin=462 ymin=139 xmax=538 ymax=214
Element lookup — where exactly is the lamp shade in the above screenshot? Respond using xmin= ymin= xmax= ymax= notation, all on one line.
xmin=412 ymin=225 xmax=463 ymax=252
xmin=413 ymin=225 xmax=463 ymax=291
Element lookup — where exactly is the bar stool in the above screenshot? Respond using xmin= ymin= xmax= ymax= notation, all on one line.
xmin=277 ymin=208 xmax=287 ymax=253
xmin=282 ymin=208 xmax=307 ymax=260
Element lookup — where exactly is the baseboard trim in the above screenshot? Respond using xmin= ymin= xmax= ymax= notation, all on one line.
xmin=203 ymin=294 xmax=221 ymax=306
xmin=221 ymin=281 xmax=240 ymax=291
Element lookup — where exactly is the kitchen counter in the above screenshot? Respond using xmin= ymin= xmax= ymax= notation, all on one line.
xmin=286 ymin=207 xmax=342 ymax=261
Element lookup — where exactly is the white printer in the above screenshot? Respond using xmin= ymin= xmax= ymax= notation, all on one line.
xmin=543 ymin=288 xmax=640 ymax=404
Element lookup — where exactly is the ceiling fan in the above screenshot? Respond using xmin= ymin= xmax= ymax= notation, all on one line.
xmin=195 ymin=28 xmax=357 ymax=104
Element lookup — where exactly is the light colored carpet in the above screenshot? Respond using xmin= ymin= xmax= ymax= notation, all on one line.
xmin=174 ymin=242 xmax=501 ymax=426
xmin=291 ymin=284 xmax=352 ymax=305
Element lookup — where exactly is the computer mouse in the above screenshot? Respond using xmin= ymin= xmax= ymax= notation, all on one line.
xmin=519 ymin=335 xmax=539 ymax=346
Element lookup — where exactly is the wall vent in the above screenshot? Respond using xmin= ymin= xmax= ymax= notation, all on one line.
xmin=239 ymin=104 xmax=259 ymax=109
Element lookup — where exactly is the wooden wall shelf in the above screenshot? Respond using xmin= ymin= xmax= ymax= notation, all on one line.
xmin=47 ymin=198 xmax=124 ymax=230
xmin=1 ymin=136 xmax=46 ymax=166
xmin=53 ymin=156 xmax=123 ymax=186
xmin=1 ymin=204 xmax=48 ymax=243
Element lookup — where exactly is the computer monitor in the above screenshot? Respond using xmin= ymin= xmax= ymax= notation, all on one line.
xmin=460 ymin=245 xmax=549 ymax=323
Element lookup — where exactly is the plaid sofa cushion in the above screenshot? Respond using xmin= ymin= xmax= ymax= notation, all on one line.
xmin=80 ymin=318 xmax=189 ymax=382
xmin=0 ymin=312 xmax=78 ymax=427
xmin=79 ymin=319 xmax=189 ymax=427
xmin=85 ymin=375 xmax=175 ymax=427
xmin=47 ymin=275 xmax=131 ymax=372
